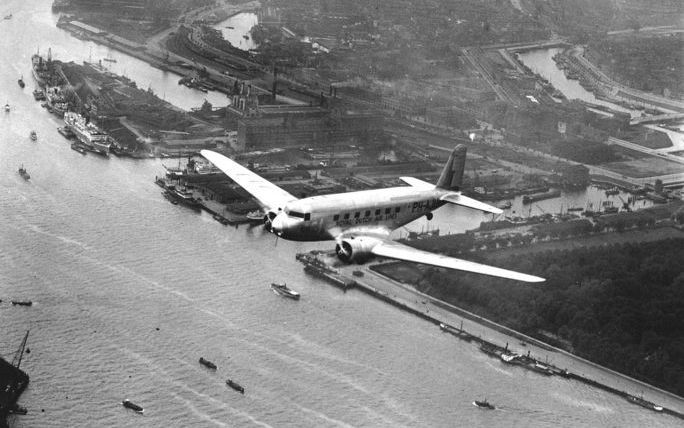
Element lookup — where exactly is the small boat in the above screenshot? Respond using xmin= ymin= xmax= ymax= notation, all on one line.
xmin=226 ymin=26 xmax=234 ymax=29
xmin=103 ymin=57 xmax=117 ymax=63
xmin=122 ymin=399 xmax=144 ymax=413
xmin=625 ymin=394 xmax=663 ymax=412
xmin=3 ymin=13 xmax=11 ymax=20
xmin=11 ymin=300 xmax=33 ymax=306
xmin=270 ymin=282 xmax=300 ymax=300
xmin=199 ymin=357 xmax=217 ymax=370
xmin=500 ymin=353 xmax=520 ymax=363
xmin=71 ymin=143 xmax=87 ymax=154
xmin=18 ymin=165 xmax=30 ymax=180
xmin=18 ymin=76 xmax=25 ymax=88
xmin=4 ymin=103 xmax=10 ymax=112
xmin=30 ymin=130 xmax=37 ymax=141
xmin=9 ymin=405 xmax=27 ymax=415
xmin=226 ymin=379 xmax=244 ymax=394
xmin=245 ymin=210 xmax=263 ymax=221
xmin=473 ymin=398 xmax=495 ymax=410
xmin=33 ymin=89 xmax=46 ymax=100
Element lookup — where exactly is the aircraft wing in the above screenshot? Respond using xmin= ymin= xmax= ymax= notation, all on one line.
xmin=370 ymin=240 xmax=545 ymax=283
xmin=201 ymin=150 xmax=297 ymax=211
xmin=440 ymin=192 xmax=503 ymax=214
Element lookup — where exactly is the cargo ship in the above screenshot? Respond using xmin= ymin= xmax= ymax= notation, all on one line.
xmin=522 ymin=189 xmax=561 ymax=204
xmin=1 ymin=331 xmax=30 ymax=425
xmin=45 ymin=86 xmax=68 ymax=117
xmin=64 ymin=112 xmax=111 ymax=156
xmin=31 ymin=53 xmax=49 ymax=88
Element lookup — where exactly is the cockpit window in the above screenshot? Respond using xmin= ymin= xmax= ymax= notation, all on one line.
xmin=288 ymin=211 xmax=305 ymax=218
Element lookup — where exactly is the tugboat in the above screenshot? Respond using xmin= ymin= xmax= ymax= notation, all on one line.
xmin=199 ymin=357 xmax=217 ymax=370
xmin=226 ymin=379 xmax=244 ymax=394
xmin=473 ymin=398 xmax=495 ymax=410
xmin=32 ymin=89 xmax=45 ymax=100
xmin=122 ymin=399 xmax=144 ymax=414
xmin=270 ymin=282 xmax=300 ymax=300
xmin=18 ymin=165 xmax=30 ymax=180
xmin=29 ymin=130 xmax=37 ymax=141
xmin=18 ymin=75 xmax=25 ymax=88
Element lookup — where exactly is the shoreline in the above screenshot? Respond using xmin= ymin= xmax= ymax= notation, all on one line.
xmin=297 ymin=251 xmax=684 ymax=418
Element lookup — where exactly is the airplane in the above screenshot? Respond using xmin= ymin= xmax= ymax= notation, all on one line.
xmin=201 ymin=145 xmax=544 ymax=283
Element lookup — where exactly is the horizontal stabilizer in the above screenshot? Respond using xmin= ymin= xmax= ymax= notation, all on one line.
xmin=372 ymin=240 xmax=545 ymax=283
xmin=440 ymin=193 xmax=503 ymax=214
xmin=400 ymin=177 xmax=435 ymax=190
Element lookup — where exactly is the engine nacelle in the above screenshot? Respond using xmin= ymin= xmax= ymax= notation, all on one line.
xmin=264 ymin=210 xmax=278 ymax=231
xmin=335 ymin=236 xmax=382 ymax=263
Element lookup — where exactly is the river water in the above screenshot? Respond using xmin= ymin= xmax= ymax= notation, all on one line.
xmin=214 ymin=13 xmax=259 ymax=52
xmin=1 ymin=1 xmax=682 ymax=427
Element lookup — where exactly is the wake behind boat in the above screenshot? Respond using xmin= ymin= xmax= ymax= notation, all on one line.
xmin=270 ymin=282 xmax=300 ymax=300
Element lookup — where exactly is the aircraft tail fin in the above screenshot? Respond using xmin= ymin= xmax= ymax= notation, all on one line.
xmin=436 ymin=145 xmax=467 ymax=191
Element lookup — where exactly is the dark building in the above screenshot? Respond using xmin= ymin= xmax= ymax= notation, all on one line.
xmin=229 ymin=92 xmax=383 ymax=151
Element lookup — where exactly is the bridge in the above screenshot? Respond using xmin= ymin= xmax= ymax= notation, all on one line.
xmin=630 ymin=112 xmax=684 ymax=125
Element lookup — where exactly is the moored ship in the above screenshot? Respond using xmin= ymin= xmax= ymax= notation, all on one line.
xmin=64 ymin=112 xmax=111 ymax=156
xmin=164 ymin=186 xmax=202 ymax=210
xmin=0 ymin=331 xmax=30 ymax=425
xmin=45 ymin=86 xmax=68 ymax=116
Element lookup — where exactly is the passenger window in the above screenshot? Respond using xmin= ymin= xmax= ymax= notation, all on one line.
xmin=395 ymin=207 xmax=400 ymax=213
xmin=333 ymin=214 xmax=339 ymax=221
xmin=364 ymin=210 xmax=370 ymax=217
xmin=343 ymin=213 xmax=350 ymax=219
xmin=385 ymin=208 xmax=391 ymax=214
xmin=304 ymin=213 xmax=311 ymax=221
xmin=375 ymin=209 xmax=381 ymax=216
xmin=354 ymin=212 xmax=360 ymax=218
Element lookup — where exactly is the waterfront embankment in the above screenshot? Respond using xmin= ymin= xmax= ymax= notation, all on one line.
xmin=296 ymin=251 xmax=684 ymax=419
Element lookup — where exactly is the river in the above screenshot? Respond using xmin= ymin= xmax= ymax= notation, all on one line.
xmin=1 ymin=1 xmax=682 ymax=427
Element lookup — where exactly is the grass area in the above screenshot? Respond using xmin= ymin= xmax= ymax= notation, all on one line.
xmin=600 ymin=157 xmax=684 ymax=178
xmin=621 ymin=128 xmax=673 ymax=150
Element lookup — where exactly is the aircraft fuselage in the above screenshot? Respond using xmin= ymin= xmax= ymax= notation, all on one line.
xmin=270 ymin=186 xmax=447 ymax=241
